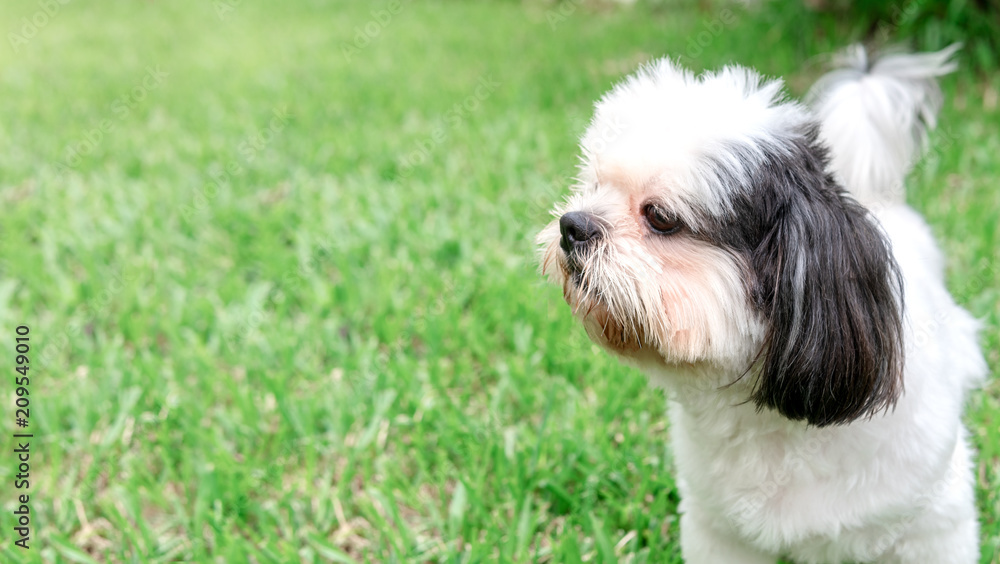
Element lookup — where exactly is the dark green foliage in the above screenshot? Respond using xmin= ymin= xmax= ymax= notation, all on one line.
xmin=755 ymin=0 xmax=1000 ymax=71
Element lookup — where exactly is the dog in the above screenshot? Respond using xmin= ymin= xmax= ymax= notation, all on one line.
xmin=537 ymin=45 xmax=986 ymax=563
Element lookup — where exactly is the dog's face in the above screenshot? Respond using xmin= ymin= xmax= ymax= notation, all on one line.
xmin=538 ymin=60 xmax=905 ymax=426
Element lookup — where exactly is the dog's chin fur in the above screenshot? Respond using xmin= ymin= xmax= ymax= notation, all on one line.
xmin=537 ymin=45 xmax=986 ymax=563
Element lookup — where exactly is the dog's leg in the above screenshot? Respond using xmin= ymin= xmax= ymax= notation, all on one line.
xmin=680 ymin=507 xmax=776 ymax=564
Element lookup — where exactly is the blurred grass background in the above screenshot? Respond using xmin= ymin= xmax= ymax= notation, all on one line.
xmin=0 ymin=0 xmax=997 ymax=562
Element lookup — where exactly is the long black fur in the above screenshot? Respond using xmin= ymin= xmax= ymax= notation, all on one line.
xmin=706 ymin=124 xmax=905 ymax=426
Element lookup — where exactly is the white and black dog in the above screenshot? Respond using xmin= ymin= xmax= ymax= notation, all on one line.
xmin=537 ymin=45 xmax=986 ymax=563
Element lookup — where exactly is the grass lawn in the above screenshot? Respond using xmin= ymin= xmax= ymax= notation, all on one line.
xmin=0 ymin=1 xmax=997 ymax=562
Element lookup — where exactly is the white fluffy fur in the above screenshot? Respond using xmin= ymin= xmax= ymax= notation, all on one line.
xmin=537 ymin=46 xmax=986 ymax=563
xmin=807 ymin=44 xmax=960 ymax=205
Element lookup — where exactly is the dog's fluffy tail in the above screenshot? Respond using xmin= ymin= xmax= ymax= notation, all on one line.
xmin=807 ymin=44 xmax=959 ymax=205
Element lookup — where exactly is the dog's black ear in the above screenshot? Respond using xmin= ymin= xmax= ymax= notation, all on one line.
xmin=742 ymin=128 xmax=905 ymax=426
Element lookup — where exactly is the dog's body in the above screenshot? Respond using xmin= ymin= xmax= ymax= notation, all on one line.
xmin=538 ymin=46 xmax=986 ymax=563
xmin=665 ymin=243 xmax=983 ymax=564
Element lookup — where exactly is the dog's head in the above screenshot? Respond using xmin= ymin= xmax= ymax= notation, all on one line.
xmin=537 ymin=59 xmax=904 ymax=426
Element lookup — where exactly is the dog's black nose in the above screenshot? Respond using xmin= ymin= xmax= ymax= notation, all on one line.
xmin=559 ymin=211 xmax=602 ymax=254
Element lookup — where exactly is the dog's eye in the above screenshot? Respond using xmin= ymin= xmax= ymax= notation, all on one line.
xmin=643 ymin=204 xmax=682 ymax=235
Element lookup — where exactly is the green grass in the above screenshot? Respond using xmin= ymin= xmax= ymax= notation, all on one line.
xmin=0 ymin=1 xmax=997 ymax=562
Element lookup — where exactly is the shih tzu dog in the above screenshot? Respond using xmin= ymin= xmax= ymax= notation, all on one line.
xmin=537 ymin=45 xmax=986 ymax=563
